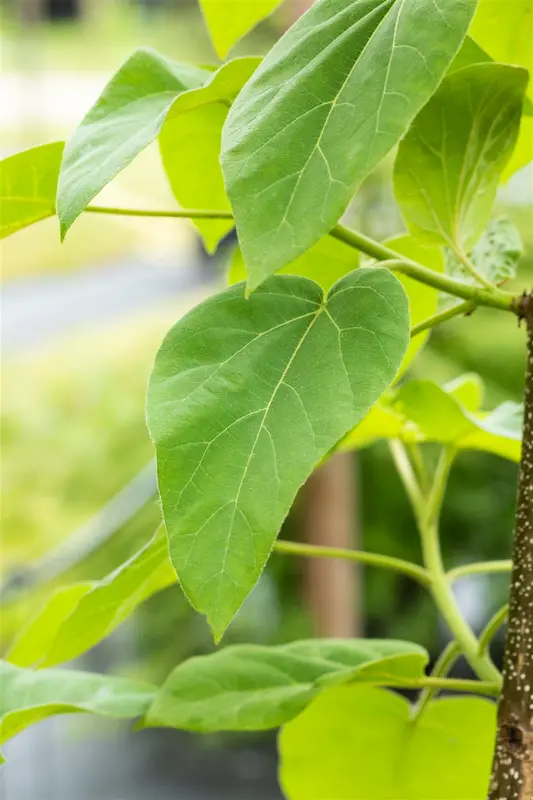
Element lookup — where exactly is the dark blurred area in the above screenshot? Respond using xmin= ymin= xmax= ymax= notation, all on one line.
xmin=0 ymin=1 xmax=532 ymax=798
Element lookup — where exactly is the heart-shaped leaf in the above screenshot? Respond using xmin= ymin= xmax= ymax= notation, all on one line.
xmin=147 ymin=268 xmax=409 ymax=638
xmin=279 ymin=685 xmax=496 ymax=799
xmin=199 ymin=0 xmax=283 ymax=59
xmin=0 ymin=142 xmax=64 ymax=239
xmin=57 ymin=51 xmax=258 ymax=238
xmin=228 ymin=236 xmax=360 ymax=292
xmin=7 ymin=528 xmax=175 ymax=669
xmin=0 ymin=661 xmax=156 ymax=761
xmin=394 ymin=63 xmax=528 ymax=256
xmin=145 ymin=639 xmax=427 ymax=732
xmin=221 ymin=0 xmax=477 ymax=289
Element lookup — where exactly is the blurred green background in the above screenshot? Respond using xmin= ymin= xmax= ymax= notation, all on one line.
xmin=0 ymin=3 xmax=532 ymax=797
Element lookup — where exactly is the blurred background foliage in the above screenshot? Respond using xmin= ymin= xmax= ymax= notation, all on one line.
xmin=1 ymin=0 xmax=531 ymax=703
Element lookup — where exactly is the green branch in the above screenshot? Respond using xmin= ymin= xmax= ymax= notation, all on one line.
xmin=390 ymin=442 xmax=502 ymax=686
xmin=479 ymin=605 xmax=508 ymax=657
xmin=411 ymin=301 xmax=475 ymax=338
xmin=366 ymin=674 xmax=499 ymax=697
xmin=85 ymin=206 xmax=519 ymax=314
xmin=447 ymin=561 xmax=512 ymax=582
xmin=273 ymin=539 xmax=431 ymax=587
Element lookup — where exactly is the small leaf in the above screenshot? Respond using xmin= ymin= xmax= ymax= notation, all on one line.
xmin=0 ymin=142 xmax=64 ymax=239
xmin=57 ymin=52 xmax=257 ymax=236
xmin=444 ymin=218 xmax=523 ymax=288
xmin=7 ymin=529 xmax=176 ymax=669
xmin=394 ymin=63 xmax=528 ymax=255
xmin=6 ymin=583 xmax=94 ymax=668
xmin=279 ymin=685 xmax=496 ymax=799
xmin=392 ymin=380 xmax=522 ymax=462
xmin=444 ymin=373 xmax=484 ymax=412
xmin=160 ymin=105 xmax=232 ymax=252
xmin=228 ymin=236 xmax=360 ymax=292
xmin=147 ymin=268 xmax=409 ymax=639
xmin=145 ymin=639 xmax=427 ymax=732
xmin=338 ymin=399 xmax=415 ymax=453
xmin=222 ymin=0 xmax=477 ymax=289
xmin=0 ymin=661 xmax=156 ymax=756
xmin=199 ymin=0 xmax=283 ymax=59
xmin=159 ymin=56 xmax=260 ymax=251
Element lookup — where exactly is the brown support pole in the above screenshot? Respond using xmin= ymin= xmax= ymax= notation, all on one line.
xmin=301 ymin=452 xmax=361 ymax=638
xmin=490 ymin=296 xmax=533 ymax=799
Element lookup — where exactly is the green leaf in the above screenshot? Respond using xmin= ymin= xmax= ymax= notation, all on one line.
xmin=444 ymin=217 xmax=523 ymax=287
xmin=145 ymin=639 xmax=427 ymax=732
xmin=221 ymin=0 xmax=477 ymax=290
xmin=147 ymin=268 xmax=409 ymax=639
xmin=384 ymin=235 xmax=443 ymax=371
xmin=338 ymin=399 xmax=409 ymax=452
xmin=160 ymin=105 xmax=232 ymax=252
xmin=444 ymin=373 xmax=484 ymax=412
xmin=57 ymin=51 xmax=258 ymax=237
xmin=279 ymin=685 xmax=496 ymax=799
xmin=6 ymin=583 xmax=94 ymax=668
xmin=392 ymin=380 xmax=522 ymax=462
xmin=7 ymin=529 xmax=176 ymax=669
xmin=159 ymin=56 xmax=260 ymax=251
xmin=199 ymin=0 xmax=283 ymax=59
xmin=394 ymin=63 xmax=528 ymax=256
xmin=0 ymin=142 xmax=64 ymax=239
xmin=470 ymin=0 xmax=533 ymax=82
xmin=228 ymin=235 xmax=360 ymax=292
xmin=0 ymin=661 xmax=156 ymax=758
xmin=502 ymin=116 xmax=533 ymax=181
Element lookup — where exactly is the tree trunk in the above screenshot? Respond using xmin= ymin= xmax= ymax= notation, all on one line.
xmin=301 ymin=452 xmax=362 ymax=638
xmin=489 ymin=298 xmax=533 ymax=799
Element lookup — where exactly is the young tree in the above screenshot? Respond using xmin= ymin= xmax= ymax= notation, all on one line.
xmin=1 ymin=0 xmax=532 ymax=796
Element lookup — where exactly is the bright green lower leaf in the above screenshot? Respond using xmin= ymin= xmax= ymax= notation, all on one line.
xmin=145 ymin=639 xmax=427 ymax=732
xmin=228 ymin=236 xmax=359 ymax=292
xmin=0 ymin=661 xmax=156 ymax=756
xmin=147 ymin=268 xmax=409 ymax=639
xmin=279 ymin=685 xmax=496 ymax=799
xmin=0 ymin=143 xmax=64 ymax=239
xmin=6 ymin=583 xmax=94 ymax=668
xmin=222 ymin=0 xmax=476 ymax=290
xmin=470 ymin=0 xmax=533 ymax=87
xmin=393 ymin=380 xmax=522 ymax=462
xmin=7 ymin=528 xmax=176 ymax=669
xmin=199 ymin=0 xmax=283 ymax=59
xmin=160 ymin=103 xmax=233 ymax=253
xmin=57 ymin=52 xmax=258 ymax=236
xmin=394 ymin=63 xmax=528 ymax=255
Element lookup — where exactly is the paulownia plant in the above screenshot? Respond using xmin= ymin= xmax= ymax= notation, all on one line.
xmin=1 ymin=0 xmax=533 ymax=796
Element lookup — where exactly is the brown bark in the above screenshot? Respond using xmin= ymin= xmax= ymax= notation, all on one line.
xmin=490 ymin=298 xmax=533 ymax=799
xmin=301 ymin=452 xmax=362 ymax=638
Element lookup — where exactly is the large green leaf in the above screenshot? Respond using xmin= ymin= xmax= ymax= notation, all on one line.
xmin=0 ymin=142 xmax=64 ymax=239
xmin=145 ymin=639 xmax=427 ymax=732
xmin=0 ymin=661 xmax=156 ymax=759
xmin=228 ymin=235 xmax=360 ymax=291
xmin=7 ymin=529 xmax=175 ymax=668
xmin=57 ymin=52 xmax=258 ymax=237
xmin=394 ymin=63 xmax=528 ymax=256
xmin=199 ymin=0 xmax=284 ymax=59
xmin=221 ymin=0 xmax=477 ymax=290
xmin=279 ymin=685 xmax=496 ymax=799
xmin=147 ymin=268 xmax=409 ymax=639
